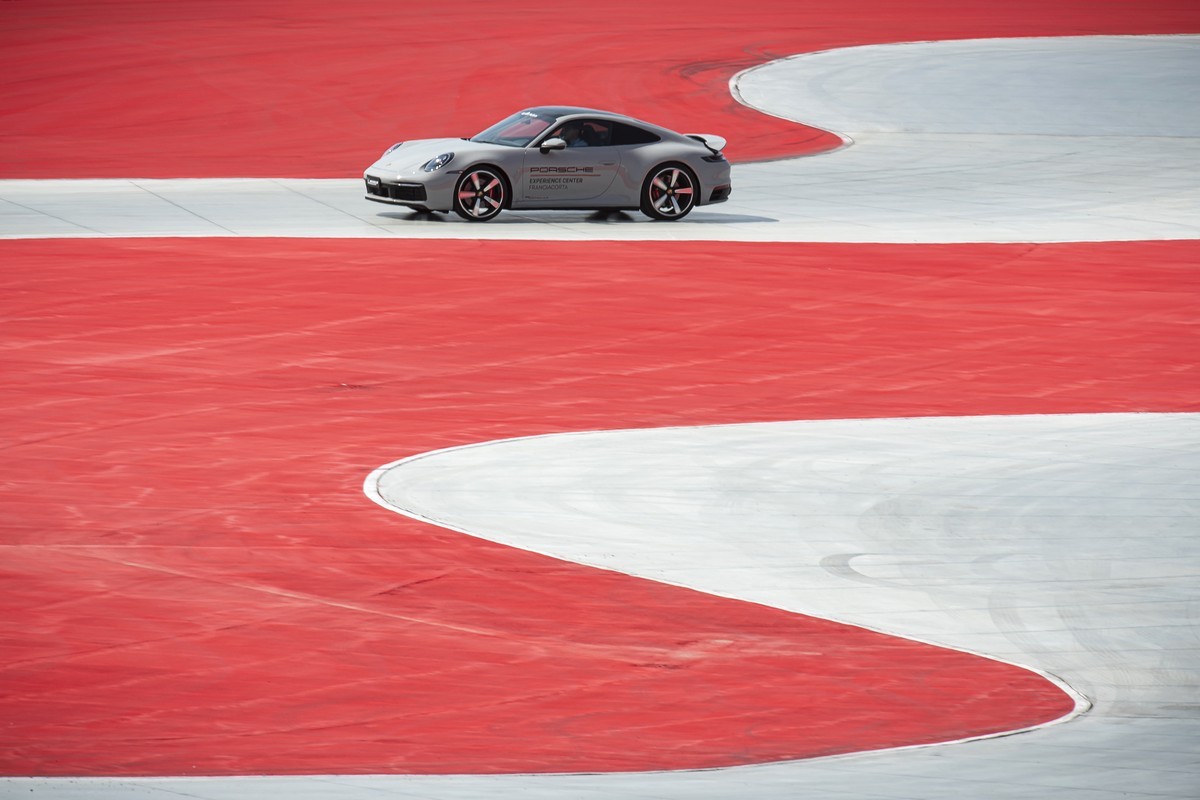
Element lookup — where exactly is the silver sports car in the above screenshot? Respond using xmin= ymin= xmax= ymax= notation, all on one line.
xmin=364 ymin=106 xmax=731 ymax=221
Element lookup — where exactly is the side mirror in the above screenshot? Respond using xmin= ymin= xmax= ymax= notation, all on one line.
xmin=539 ymin=137 xmax=567 ymax=153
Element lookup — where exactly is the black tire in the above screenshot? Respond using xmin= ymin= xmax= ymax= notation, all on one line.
xmin=453 ymin=166 xmax=508 ymax=222
xmin=640 ymin=163 xmax=698 ymax=220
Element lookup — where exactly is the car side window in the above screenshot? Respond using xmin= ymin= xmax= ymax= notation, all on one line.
xmin=548 ymin=119 xmax=613 ymax=147
xmin=611 ymin=122 xmax=662 ymax=146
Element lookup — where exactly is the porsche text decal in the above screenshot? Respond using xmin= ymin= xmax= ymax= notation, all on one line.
xmin=529 ymin=166 xmax=597 ymax=175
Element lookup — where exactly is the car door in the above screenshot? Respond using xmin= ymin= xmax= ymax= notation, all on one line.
xmin=519 ymin=120 xmax=621 ymax=204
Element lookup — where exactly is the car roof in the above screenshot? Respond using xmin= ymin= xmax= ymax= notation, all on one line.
xmin=523 ymin=106 xmax=679 ymax=137
xmin=526 ymin=105 xmax=614 ymax=118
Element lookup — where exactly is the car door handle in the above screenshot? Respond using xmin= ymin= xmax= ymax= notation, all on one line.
xmin=601 ymin=161 xmax=616 ymax=166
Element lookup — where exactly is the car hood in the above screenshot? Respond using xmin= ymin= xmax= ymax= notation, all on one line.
xmin=366 ymin=138 xmax=510 ymax=174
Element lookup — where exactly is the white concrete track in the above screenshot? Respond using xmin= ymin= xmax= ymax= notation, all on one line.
xmin=365 ymin=414 xmax=1200 ymax=799
xmin=372 ymin=413 xmax=1200 ymax=716
xmin=4 ymin=35 xmax=1198 ymax=800
xmin=2 ymin=35 xmax=1197 ymax=243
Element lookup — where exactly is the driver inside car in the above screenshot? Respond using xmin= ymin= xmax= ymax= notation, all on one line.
xmin=563 ymin=123 xmax=588 ymax=146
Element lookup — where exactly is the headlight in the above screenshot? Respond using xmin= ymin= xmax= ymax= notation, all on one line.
xmin=383 ymin=142 xmax=404 ymax=156
xmin=422 ymin=152 xmax=455 ymax=172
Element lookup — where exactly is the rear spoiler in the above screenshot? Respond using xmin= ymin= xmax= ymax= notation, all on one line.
xmin=686 ymin=133 xmax=727 ymax=155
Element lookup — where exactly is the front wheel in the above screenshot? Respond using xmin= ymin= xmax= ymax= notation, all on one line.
xmin=641 ymin=164 xmax=697 ymax=220
xmin=454 ymin=167 xmax=507 ymax=221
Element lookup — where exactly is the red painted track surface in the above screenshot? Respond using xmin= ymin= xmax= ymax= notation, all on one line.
xmin=5 ymin=0 xmax=1200 ymax=782
xmin=3 ymin=238 xmax=1197 ymax=775
xmin=4 ymin=1 xmax=1199 ymax=176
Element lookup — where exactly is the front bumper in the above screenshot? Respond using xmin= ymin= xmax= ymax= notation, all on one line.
xmin=364 ymin=176 xmax=428 ymax=206
xmin=363 ymin=169 xmax=458 ymax=211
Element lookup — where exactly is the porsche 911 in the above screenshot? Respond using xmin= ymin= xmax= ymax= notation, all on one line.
xmin=364 ymin=106 xmax=731 ymax=221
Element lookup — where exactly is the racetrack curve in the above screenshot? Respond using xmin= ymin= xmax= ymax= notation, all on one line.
xmin=4 ymin=37 xmax=1199 ymax=243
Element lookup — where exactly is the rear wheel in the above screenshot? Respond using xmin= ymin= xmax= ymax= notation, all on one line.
xmin=640 ymin=164 xmax=697 ymax=220
xmin=454 ymin=167 xmax=507 ymax=221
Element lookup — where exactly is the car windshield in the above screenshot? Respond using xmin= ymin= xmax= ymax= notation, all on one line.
xmin=471 ymin=110 xmax=557 ymax=147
